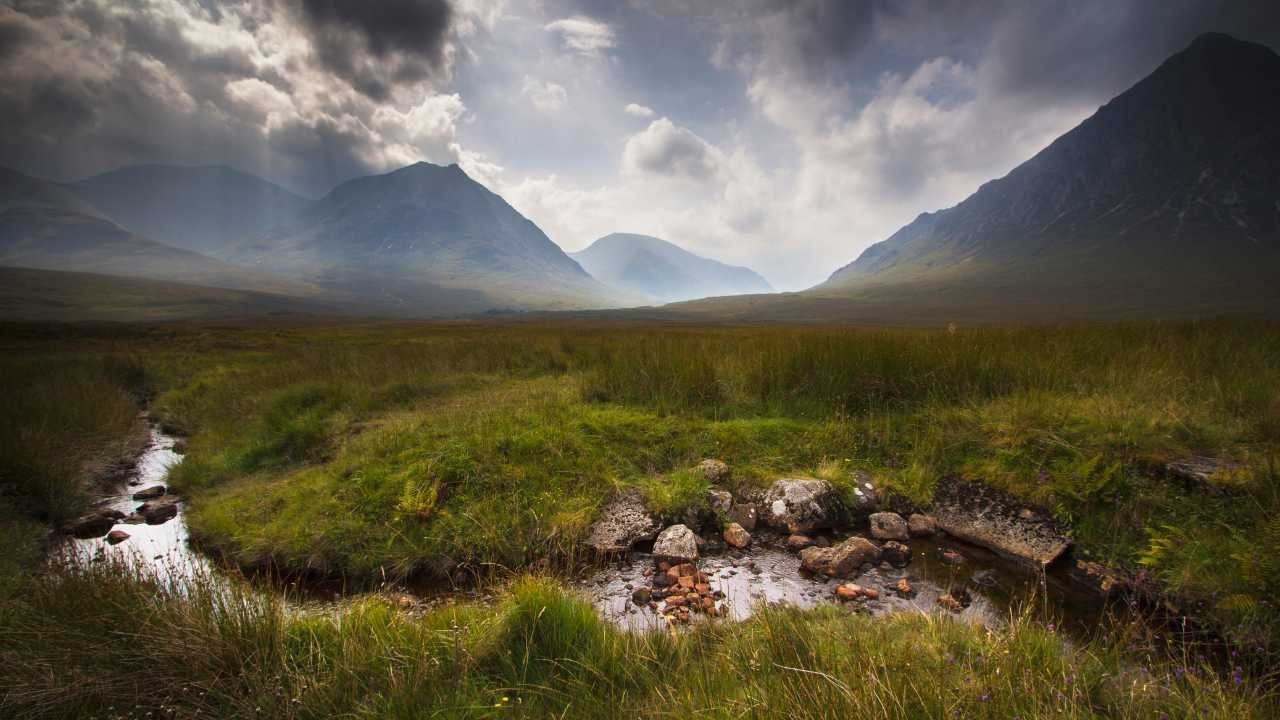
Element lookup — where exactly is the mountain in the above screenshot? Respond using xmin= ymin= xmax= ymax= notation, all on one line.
xmin=0 ymin=166 xmax=333 ymax=301
xmin=229 ymin=161 xmax=631 ymax=312
xmin=73 ymin=164 xmax=311 ymax=257
xmin=798 ymin=32 xmax=1280 ymax=322
xmin=570 ymin=233 xmax=772 ymax=303
xmin=0 ymin=266 xmax=339 ymax=323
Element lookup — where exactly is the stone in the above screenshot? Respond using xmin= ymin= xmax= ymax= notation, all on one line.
xmin=762 ymin=477 xmax=846 ymax=533
xmin=907 ymin=513 xmax=939 ymax=537
xmin=930 ymin=477 xmax=1072 ymax=567
xmin=137 ymin=496 xmax=180 ymax=525
xmin=666 ymin=563 xmax=697 ymax=581
xmin=677 ymin=576 xmax=695 ymax=589
xmin=131 ymin=484 xmax=166 ymax=500
xmin=869 ymin=512 xmax=909 ymax=541
xmin=815 ymin=535 xmax=831 ymax=548
xmin=798 ymin=536 xmax=881 ymax=578
xmin=835 ymin=583 xmax=863 ymax=601
xmin=707 ymin=489 xmax=733 ymax=515
xmin=654 ymin=524 xmax=699 ymax=563
xmin=665 ymin=595 xmax=687 ymax=608
xmin=880 ymin=540 xmax=911 ymax=567
xmin=585 ymin=490 xmax=660 ymax=554
xmin=698 ymin=459 xmax=731 ymax=484
xmin=63 ymin=511 xmax=116 ymax=539
xmin=723 ymin=522 xmax=751 ymax=549
xmin=939 ymin=549 xmax=966 ymax=565
xmin=937 ymin=594 xmax=963 ymax=612
xmin=1072 ymin=560 xmax=1130 ymax=596
xmin=695 ymin=583 xmax=711 ymax=594
xmin=1165 ymin=456 xmax=1244 ymax=492
xmin=786 ymin=533 xmax=815 ymax=551
xmin=106 ymin=529 xmax=130 ymax=545
xmin=847 ymin=470 xmax=880 ymax=517
xmin=727 ymin=502 xmax=757 ymax=531
xmin=631 ymin=587 xmax=652 ymax=605
xmin=893 ymin=578 xmax=914 ymax=597
xmin=862 ymin=587 xmax=880 ymax=600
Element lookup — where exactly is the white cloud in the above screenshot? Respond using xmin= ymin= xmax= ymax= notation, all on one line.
xmin=622 ymin=118 xmax=725 ymax=183
xmin=521 ymin=76 xmax=568 ymax=112
xmin=624 ymin=102 xmax=655 ymax=117
xmin=544 ymin=16 xmax=616 ymax=57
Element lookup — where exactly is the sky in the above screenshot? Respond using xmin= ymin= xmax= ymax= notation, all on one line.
xmin=2 ymin=1 xmax=1279 ymax=290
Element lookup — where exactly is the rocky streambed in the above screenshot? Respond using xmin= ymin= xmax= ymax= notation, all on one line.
xmin=581 ymin=464 xmax=1123 ymax=634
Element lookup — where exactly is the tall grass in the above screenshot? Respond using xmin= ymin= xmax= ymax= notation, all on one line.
xmin=1 ymin=559 xmax=1273 ymax=719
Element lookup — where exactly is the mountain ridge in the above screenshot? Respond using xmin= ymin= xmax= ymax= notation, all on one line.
xmin=571 ymin=232 xmax=772 ymax=304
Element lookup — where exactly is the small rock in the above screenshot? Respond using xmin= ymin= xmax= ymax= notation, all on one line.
xmin=698 ymin=459 xmax=731 ymax=484
xmin=666 ymin=595 xmax=687 ymax=608
xmin=136 ymin=496 xmax=180 ymax=525
xmin=131 ymin=484 xmax=166 ymax=500
xmin=907 ymin=513 xmax=939 ymax=536
xmin=799 ymin=536 xmax=881 ymax=578
xmin=106 ymin=529 xmax=130 ymax=545
xmin=869 ymin=512 xmax=909 ymax=541
xmin=631 ymin=587 xmax=652 ymax=604
xmin=835 ymin=583 xmax=863 ymax=601
xmin=815 ymin=535 xmax=831 ymax=548
xmin=723 ymin=522 xmax=751 ymax=549
xmin=893 ymin=578 xmax=914 ymax=597
xmin=707 ymin=488 xmax=733 ymax=515
xmin=937 ymin=594 xmax=963 ymax=612
xmin=727 ymin=502 xmax=757 ymax=531
xmin=677 ymin=576 xmax=695 ymax=589
xmin=63 ymin=511 xmax=116 ymax=539
xmin=862 ymin=587 xmax=880 ymax=600
xmin=786 ymin=533 xmax=815 ymax=551
xmin=939 ymin=549 xmax=966 ymax=565
xmin=653 ymin=524 xmax=699 ymax=563
xmin=666 ymin=563 xmax=697 ymax=582
xmin=880 ymin=540 xmax=911 ymax=567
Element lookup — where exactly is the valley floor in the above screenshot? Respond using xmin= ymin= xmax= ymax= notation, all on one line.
xmin=1 ymin=319 xmax=1278 ymax=718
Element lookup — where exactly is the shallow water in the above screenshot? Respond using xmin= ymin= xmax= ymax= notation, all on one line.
xmin=59 ymin=425 xmax=211 ymax=583
xmin=581 ymin=530 xmax=1107 ymax=633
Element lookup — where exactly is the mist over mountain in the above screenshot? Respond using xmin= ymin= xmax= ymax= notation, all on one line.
xmin=229 ymin=161 xmax=631 ymax=312
xmin=73 ymin=164 xmax=311 ymax=257
xmin=805 ymin=33 xmax=1280 ymax=320
xmin=570 ymin=233 xmax=772 ymax=304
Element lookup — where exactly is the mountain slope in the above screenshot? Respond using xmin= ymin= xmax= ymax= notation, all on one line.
xmin=0 ymin=166 xmax=334 ymax=300
xmin=73 ymin=164 xmax=311 ymax=257
xmin=230 ymin=161 xmax=631 ymax=312
xmin=570 ymin=233 xmax=772 ymax=303
xmin=804 ymin=32 xmax=1280 ymax=320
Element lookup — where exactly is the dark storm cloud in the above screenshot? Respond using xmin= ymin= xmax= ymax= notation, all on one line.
xmin=296 ymin=0 xmax=453 ymax=100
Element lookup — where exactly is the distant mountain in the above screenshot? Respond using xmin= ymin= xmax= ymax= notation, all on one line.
xmin=73 ymin=164 xmax=311 ymax=257
xmin=800 ymin=32 xmax=1280 ymax=321
xmin=0 ymin=166 xmax=332 ymax=301
xmin=570 ymin=233 xmax=772 ymax=303
xmin=230 ymin=161 xmax=631 ymax=312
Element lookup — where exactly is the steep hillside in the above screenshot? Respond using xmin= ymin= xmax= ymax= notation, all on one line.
xmin=571 ymin=233 xmax=772 ymax=303
xmin=73 ymin=164 xmax=311 ymax=257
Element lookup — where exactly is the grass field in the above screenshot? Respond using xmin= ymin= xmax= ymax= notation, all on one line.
xmin=1 ymin=318 xmax=1278 ymax=718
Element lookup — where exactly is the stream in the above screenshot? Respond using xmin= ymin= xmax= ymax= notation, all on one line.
xmin=59 ymin=423 xmax=1112 ymax=638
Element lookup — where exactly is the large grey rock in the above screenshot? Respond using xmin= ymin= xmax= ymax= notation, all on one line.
xmin=585 ymin=490 xmax=660 ymax=554
xmin=930 ymin=477 xmax=1071 ymax=567
xmin=1165 ymin=456 xmax=1243 ymax=493
xmin=846 ymin=470 xmax=880 ymax=517
xmin=653 ymin=524 xmax=699 ymax=563
xmin=869 ymin=512 xmax=909 ymax=541
xmin=762 ymin=477 xmax=846 ymax=534
xmin=798 ymin=536 xmax=881 ymax=578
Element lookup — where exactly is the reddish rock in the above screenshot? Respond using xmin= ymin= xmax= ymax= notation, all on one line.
xmin=786 ymin=534 xmax=815 ymax=551
xmin=723 ymin=522 xmax=752 ymax=549
xmin=106 ymin=529 xmax=130 ymax=545
xmin=835 ymin=583 xmax=863 ymax=601
xmin=798 ymin=536 xmax=881 ymax=578
xmin=894 ymin=578 xmax=915 ymax=597
xmin=907 ymin=513 xmax=939 ymax=536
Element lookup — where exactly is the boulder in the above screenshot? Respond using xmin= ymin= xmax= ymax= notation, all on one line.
xmin=930 ymin=477 xmax=1072 ymax=567
xmin=63 ymin=511 xmax=116 ymax=539
xmin=707 ymin=489 xmax=733 ymax=516
xmin=137 ymin=496 xmax=180 ymax=525
xmin=762 ymin=477 xmax=846 ymax=534
xmin=847 ymin=471 xmax=880 ymax=516
xmin=880 ymin=540 xmax=911 ymax=567
xmin=907 ymin=513 xmax=939 ymax=536
xmin=869 ymin=512 xmax=909 ymax=541
xmin=786 ymin=533 xmax=815 ymax=551
xmin=723 ymin=522 xmax=751 ymax=549
xmin=698 ymin=459 xmax=730 ymax=484
xmin=653 ymin=524 xmax=699 ymax=563
xmin=727 ymin=502 xmax=757 ymax=531
xmin=1165 ymin=456 xmax=1244 ymax=493
xmin=131 ymin=484 xmax=166 ymax=500
xmin=106 ymin=529 xmax=131 ymax=545
xmin=585 ymin=490 xmax=660 ymax=554
xmin=798 ymin=536 xmax=881 ymax=578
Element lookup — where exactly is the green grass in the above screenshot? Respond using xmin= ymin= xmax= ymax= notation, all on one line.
xmin=1 ymin=559 xmax=1272 ymax=719
xmin=2 ymin=319 xmax=1280 ymax=717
